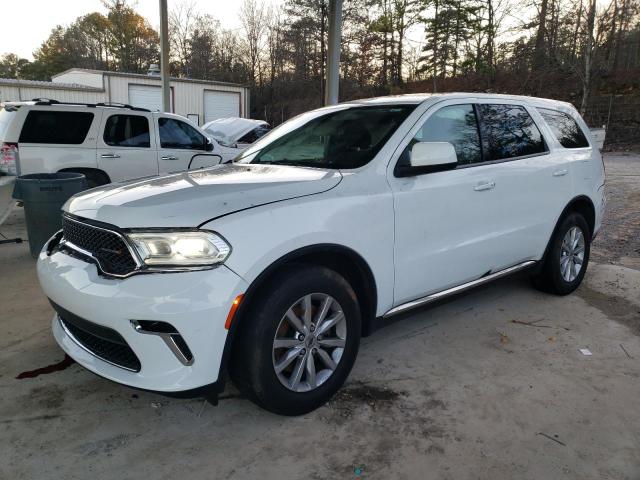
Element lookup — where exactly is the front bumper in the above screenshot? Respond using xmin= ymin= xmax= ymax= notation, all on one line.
xmin=38 ymin=247 xmax=248 ymax=392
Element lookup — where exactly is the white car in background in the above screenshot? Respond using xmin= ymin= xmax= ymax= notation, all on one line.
xmin=202 ymin=117 xmax=271 ymax=162
xmin=0 ymin=100 xmax=221 ymax=186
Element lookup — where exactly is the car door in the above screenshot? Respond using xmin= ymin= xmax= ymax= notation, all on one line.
xmin=97 ymin=112 xmax=158 ymax=182
xmin=155 ymin=115 xmax=221 ymax=173
xmin=388 ymin=101 xmax=506 ymax=305
xmin=473 ymin=101 xmax=569 ymax=269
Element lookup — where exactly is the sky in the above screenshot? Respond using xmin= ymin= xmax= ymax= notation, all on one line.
xmin=2 ymin=0 xmax=282 ymax=60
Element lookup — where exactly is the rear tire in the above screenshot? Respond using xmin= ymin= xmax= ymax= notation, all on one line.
xmin=531 ymin=212 xmax=590 ymax=295
xmin=230 ymin=265 xmax=361 ymax=416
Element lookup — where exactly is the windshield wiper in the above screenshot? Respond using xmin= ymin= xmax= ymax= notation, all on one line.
xmin=264 ymin=159 xmax=328 ymax=168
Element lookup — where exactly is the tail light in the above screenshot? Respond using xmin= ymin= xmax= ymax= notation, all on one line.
xmin=1 ymin=142 xmax=18 ymax=175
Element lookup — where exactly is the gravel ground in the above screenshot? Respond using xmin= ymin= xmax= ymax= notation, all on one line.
xmin=591 ymin=153 xmax=640 ymax=269
xmin=0 ymin=152 xmax=638 ymax=480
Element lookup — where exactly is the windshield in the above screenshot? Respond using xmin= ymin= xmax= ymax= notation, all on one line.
xmin=235 ymin=104 xmax=416 ymax=169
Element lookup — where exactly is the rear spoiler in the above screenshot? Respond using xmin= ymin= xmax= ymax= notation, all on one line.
xmin=589 ymin=126 xmax=606 ymax=150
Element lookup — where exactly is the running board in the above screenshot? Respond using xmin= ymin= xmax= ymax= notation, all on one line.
xmin=383 ymin=260 xmax=537 ymax=318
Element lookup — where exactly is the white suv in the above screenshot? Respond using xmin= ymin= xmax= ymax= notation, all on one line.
xmin=0 ymin=100 xmax=222 ymax=185
xmin=37 ymin=94 xmax=605 ymax=415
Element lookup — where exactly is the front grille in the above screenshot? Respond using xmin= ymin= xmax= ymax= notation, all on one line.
xmin=62 ymin=215 xmax=137 ymax=276
xmin=52 ymin=301 xmax=141 ymax=372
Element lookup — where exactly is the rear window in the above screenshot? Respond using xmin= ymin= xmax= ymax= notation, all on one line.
xmin=104 ymin=114 xmax=150 ymax=148
xmin=19 ymin=110 xmax=94 ymax=144
xmin=478 ymin=104 xmax=547 ymax=160
xmin=537 ymin=108 xmax=589 ymax=148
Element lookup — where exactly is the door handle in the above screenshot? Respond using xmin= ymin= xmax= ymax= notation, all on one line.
xmin=474 ymin=181 xmax=496 ymax=192
xmin=553 ymin=169 xmax=568 ymax=177
xmin=100 ymin=153 xmax=120 ymax=159
xmin=161 ymin=156 xmax=178 ymax=160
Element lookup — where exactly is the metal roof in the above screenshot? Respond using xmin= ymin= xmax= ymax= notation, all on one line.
xmin=53 ymin=68 xmax=248 ymax=89
xmin=0 ymin=78 xmax=104 ymax=92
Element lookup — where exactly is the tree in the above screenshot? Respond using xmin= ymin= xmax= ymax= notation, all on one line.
xmin=0 ymin=54 xmax=30 ymax=79
xmin=104 ymin=0 xmax=159 ymax=72
xmin=240 ymin=0 xmax=270 ymax=86
xmin=170 ymin=1 xmax=198 ymax=76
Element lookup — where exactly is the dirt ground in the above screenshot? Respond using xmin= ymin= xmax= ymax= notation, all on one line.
xmin=0 ymin=153 xmax=639 ymax=480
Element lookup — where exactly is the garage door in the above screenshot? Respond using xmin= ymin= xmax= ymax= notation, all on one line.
xmin=204 ymin=91 xmax=240 ymax=123
xmin=128 ymin=84 xmax=173 ymax=112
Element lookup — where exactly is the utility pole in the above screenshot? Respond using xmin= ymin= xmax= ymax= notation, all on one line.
xmin=159 ymin=0 xmax=171 ymax=112
xmin=325 ymin=0 xmax=343 ymax=105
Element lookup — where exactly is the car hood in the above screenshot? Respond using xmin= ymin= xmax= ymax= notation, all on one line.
xmin=64 ymin=164 xmax=342 ymax=228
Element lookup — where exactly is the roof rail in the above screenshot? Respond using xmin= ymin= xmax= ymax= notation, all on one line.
xmin=96 ymin=102 xmax=150 ymax=112
xmin=30 ymin=98 xmax=150 ymax=112
xmin=32 ymin=98 xmax=61 ymax=104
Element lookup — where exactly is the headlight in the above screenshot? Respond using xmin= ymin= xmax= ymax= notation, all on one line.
xmin=127 ymin=231 xmax=231 ymax=267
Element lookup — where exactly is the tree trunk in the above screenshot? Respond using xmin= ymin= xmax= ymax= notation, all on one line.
xmin=533 ymin=0 xmax=549 ymax=72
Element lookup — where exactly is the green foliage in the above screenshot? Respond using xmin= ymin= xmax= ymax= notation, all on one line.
xmin=2 ymin=0 xmax=159 ymax=81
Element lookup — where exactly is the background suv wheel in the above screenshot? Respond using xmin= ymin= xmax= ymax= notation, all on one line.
xmin=531 ymin=212 xmax=591 ymax=295
xmin=230 ymin=265 xmax=361 ymax=415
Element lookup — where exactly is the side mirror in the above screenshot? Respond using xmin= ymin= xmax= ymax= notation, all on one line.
xmin=397 ymin=141 xmax=458 ymax=177
xmin=205 ymin=139 xmax=214 ymax=152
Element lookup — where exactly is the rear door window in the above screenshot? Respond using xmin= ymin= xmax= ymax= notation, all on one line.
xmin=103 ymin=114 xmax=150 ymax=148
xmin=19 ymin=110 xmax=94 ymax=144
xmin=158 ymin=118 xmax=206 ymax=150
xmin=537 ymin=108 xmax=589 ymax=148
xmin=477 ymin=104 xmax=546 ymax=160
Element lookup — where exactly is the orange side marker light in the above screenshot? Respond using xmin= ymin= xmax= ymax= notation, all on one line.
xmin=225 ymin=294 xmax=244 ymax=330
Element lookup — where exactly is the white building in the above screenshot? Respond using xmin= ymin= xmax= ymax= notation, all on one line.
xmin=0 ymin=67 xmax=250 ymax=125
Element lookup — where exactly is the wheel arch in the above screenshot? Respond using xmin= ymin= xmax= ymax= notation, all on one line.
xmin=561 ymin=195 xmax=596 ymax=238
xmin=220 ymin=244 xmax=378 ymax=379
xmin=538 ymin=195 xmax=596 ymax=271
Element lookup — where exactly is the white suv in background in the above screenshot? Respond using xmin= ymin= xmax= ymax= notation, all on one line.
xmin=0 ymin=100 xmax=222 ymax=185
xmin=37 ymin=94 xmax=605 ymax=415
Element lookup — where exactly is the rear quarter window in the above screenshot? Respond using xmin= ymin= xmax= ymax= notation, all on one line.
xmin=19 ymin=110 xmax=94 ymax=144
xmin=537 ymin=108 xmax=590 ymax=148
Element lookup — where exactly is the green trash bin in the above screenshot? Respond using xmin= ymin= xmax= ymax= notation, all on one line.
xmin=12 ymin=172 xmax=87 ymax=257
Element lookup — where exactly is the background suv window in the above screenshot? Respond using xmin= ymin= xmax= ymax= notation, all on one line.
xmin=397 ymin=104 xmax=482 ymax=168
xmin=537 ymin=108 xmax=589 ymax=148
xmin=238 ymin=126 xmax=271 ymax=144
xmin=158 ymin=118 xmax=206 ymax=150
xmin=20 ymin=111 xmax=94 ymax=144
xmin=104 ymin=115 xmax=150 ymax=148
xmin=478 ymin=104 xmax=546 ymax=160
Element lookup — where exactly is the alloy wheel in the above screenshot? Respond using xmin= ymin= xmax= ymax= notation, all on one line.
xmin=272 ymin=293 xmax=347 ymax=393
xmin=560 ymin=226 xmax=586 ymax=282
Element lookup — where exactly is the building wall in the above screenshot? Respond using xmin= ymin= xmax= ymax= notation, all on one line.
xmin=0 ymin=85 xmax=104 ymax=104
xmin=105 ymin=75 xmax=248 ymax=125
xmin=2 ymin=70 xmax=250 ymax=125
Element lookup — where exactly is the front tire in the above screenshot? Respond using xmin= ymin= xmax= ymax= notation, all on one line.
xmin=531 ymin=212 xmax=591 ymax=295
xmin=230 ymin=265 xmax=361 ymax=415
